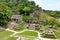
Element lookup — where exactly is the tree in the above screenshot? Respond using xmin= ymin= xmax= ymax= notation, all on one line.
xmin=0 ymin=12 xmax=9 ymax=27
xmin=0 ymin=2 xmax=13 ymax=18
xmin=23 ymin=7 xmax=31 ymax=15
xmin=0 ymin=2 xmax=13 ymax=27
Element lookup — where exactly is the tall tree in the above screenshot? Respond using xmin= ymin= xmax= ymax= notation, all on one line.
xmin=0 ymin=2 xmax=13 ymax=27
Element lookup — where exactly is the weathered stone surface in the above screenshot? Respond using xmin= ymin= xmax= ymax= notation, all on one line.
xmin=27 ymin=19 xmax=40 ymax=30
xmin=0 ymin=27 xmax=5 ymax=31
xmin=7 ymin=22 xmax=20 ymax=30
xmin=11 ymin=15 xmax=22 ymax=23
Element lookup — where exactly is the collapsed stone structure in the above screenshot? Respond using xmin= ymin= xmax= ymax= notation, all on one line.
xmin=27 ymin=10 xmax=45 ymax=30
xmin=42 ymin=28 xmax=56 ymax=38
xmin=7 ymin=11 xmax=22 ymax=30
xmin=7 ymin=10 xmax=45 ymax=30
xmin=7 ymin=22 xmax=20 ymax=30
xmin=27 ymin=18 xmax=40 ymax=30
xmin=0 ymin=27 xmax=5 ymax=31
xmin=11 ymin=11 xmax=22 ymax=23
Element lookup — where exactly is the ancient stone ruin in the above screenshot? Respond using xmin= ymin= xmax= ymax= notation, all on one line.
xmin=7 ymin=11 xmax=22 ymax=30
xmin=27 ymin=19 xmax=40 ymax=30
xmin=7 ymin=22 xmax=19 ymax=30
xmin=42 ymin=28 xmax=56 ymax=38
xmin=11 ymin=11 xmax=22 ymax=23
xmin=17 ymin=37 xmax=25 ymax=40
xmin=0 ymin=27 xmax=5 ymax=31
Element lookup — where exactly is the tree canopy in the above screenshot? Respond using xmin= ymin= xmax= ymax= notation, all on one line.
xmin=0 ymin=0 xmax=60 ymax=28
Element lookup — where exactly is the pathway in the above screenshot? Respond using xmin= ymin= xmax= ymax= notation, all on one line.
xmin=5 ymin=29 xmax=27 ymax=37
xmin=5 ymin=29 xmax=59 ymax=40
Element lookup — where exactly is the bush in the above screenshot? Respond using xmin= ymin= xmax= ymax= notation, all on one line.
xmin=22 ymin=15 xmax=33 ymax=23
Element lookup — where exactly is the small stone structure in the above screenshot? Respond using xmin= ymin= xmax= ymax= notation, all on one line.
xmin=11 ymin=11 xmax=22 ymax=23
xmin=17 ymin=37 xmax=25 ymax=40
xmin=27 ymin=19 xmax=40 ymax=30
xmin=42 ymin=28 xmax=56 ymax=38
xmin=0 ymin=27 xmax=5 ymax=31
xmin=7 ymin=22 xmax=20 ymax=30
xmin=7 ymin=11 xmax=22 ymax=30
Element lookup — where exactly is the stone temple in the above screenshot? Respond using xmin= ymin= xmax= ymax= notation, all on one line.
xmin=11 ymin=11 xmax=22 ymax=23
xmin=7 ymin=11 xmax=22 ymax=30
xmin=27 ymin=19 xmax=40 ymax=30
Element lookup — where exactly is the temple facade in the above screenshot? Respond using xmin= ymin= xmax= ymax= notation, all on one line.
xmin=11 ymin=11 xmax=22 ymax=23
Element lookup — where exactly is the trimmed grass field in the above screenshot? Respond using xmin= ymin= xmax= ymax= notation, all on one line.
xmin=0 ymin=31 xmax=13 ymax=40
xmin=7 ymin=37 xmax=17 ymax=40
xmin=16 ymin=31 xmax=38 ymax=37
xmin=55 ymin=32 xmax=60 ymax=39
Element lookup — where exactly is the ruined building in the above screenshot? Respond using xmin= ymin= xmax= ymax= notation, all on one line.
xmin=27 ymin=19 xmax=40 ymax=30
xmin=11 ymin=11 xmax=22 ymax=23
xmin=7 ymin=11 xmax=22 ymax=30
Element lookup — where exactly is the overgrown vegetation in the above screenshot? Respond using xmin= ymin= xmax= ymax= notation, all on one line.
xmin=0 ymin=0 xmax=42 ymax=27
xmin=0 ymin=0 xmax=60 ymax=39
xmin=0 ymin=0 xmax=60 ymax=28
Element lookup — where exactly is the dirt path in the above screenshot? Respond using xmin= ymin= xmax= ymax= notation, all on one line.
xmin=6 ymin=29 xmax=27 ymax=37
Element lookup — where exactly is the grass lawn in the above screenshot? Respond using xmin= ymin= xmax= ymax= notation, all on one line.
xmin=7 ymin=37 xmax=17 ymax=40
xmin=55 ymin=32 xmax=60 ymax=39
xmin=0 ymin=31 xmax=13 ymax=40
xmin=16 ymin=31 xmax=38 ymax=37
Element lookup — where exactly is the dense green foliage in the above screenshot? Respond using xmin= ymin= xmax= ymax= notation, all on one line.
xmin=0 ymin=0 xmax=60 ymax=39
xmin=45 ymin=10 xmax=60 ymax=18
xmin=39 ymin=13 xmax=60 ymax=28
xmin=0 ymin=2 xmax=13 ymax=27
xmin=0 ymin=0 xmax=60 ymax=28
xmin=0 ymin=12 xmax=8 ymax=26
xmin=22 ymin=15 xmax=34 ymax=23
xmin=0 ymin=0 xmax=41 ymax=27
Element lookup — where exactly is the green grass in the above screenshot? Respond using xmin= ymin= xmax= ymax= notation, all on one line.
xmin=7 ymin=37 xmax=17 ymax=40
xmin=18 ymin=23 xmax=26 ymax=30
xmin=17 ymin=31 xmax=38 ymax=37
xmin=55 ymin=32 xmax=60 ymax=39
xmin=0 ymin=31 xmax=13 ymax=40
xmin=15 ymin=23 xmax=26 ymax=31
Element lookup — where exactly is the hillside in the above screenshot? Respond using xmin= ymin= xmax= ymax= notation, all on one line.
xmin=0 ymin=0 xmax=60 ymax=40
